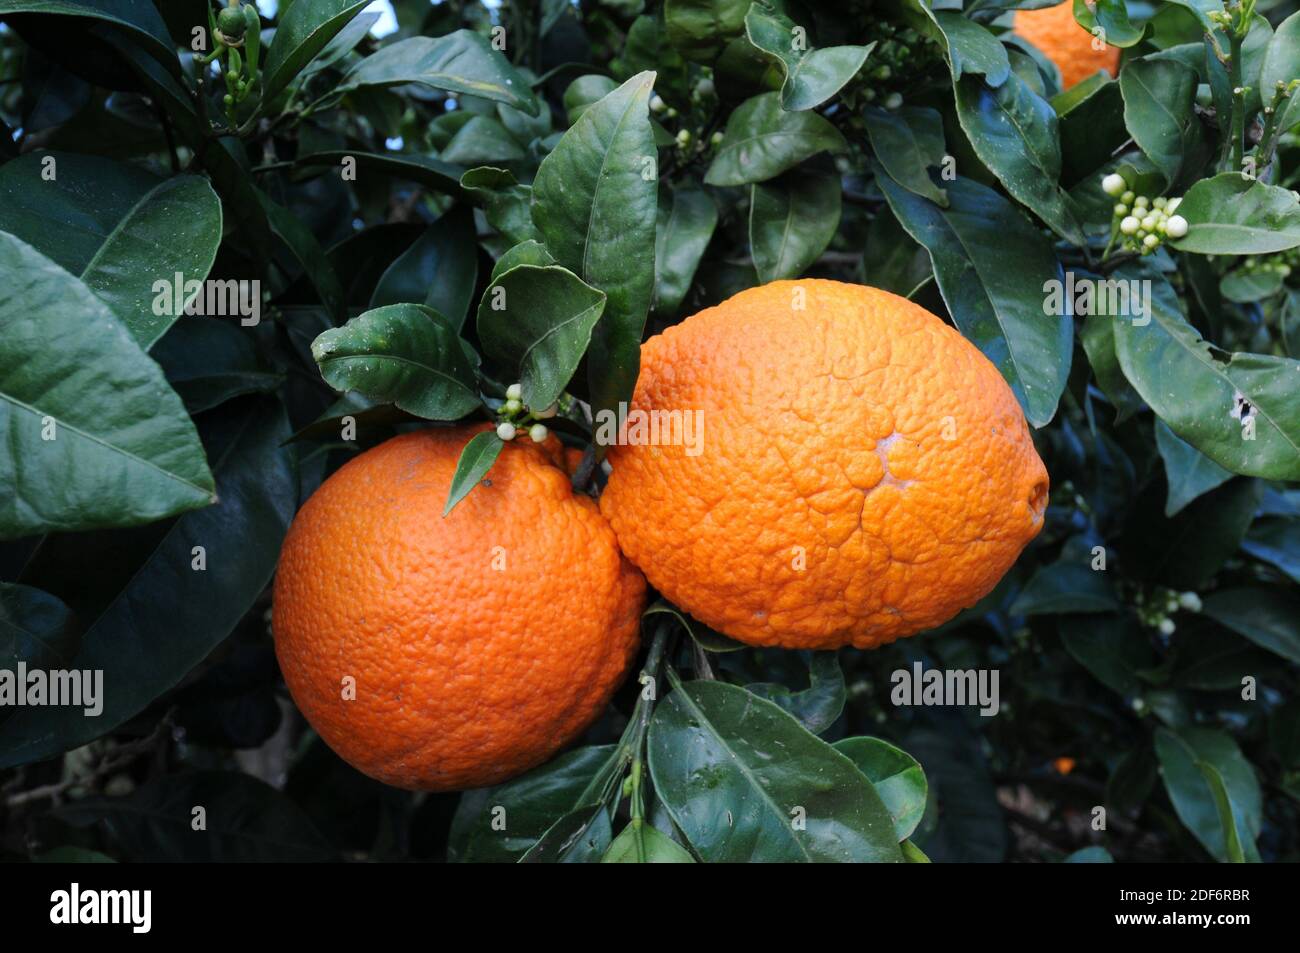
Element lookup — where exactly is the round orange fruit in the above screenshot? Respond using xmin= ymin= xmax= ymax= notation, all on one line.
xmin=1013 ymin=2 xmax=1120 ymax=89
xmin=599 ymin=280 xmax=1048 ymax=650
xmin=272 ymin=425 xmax=645 ymax=791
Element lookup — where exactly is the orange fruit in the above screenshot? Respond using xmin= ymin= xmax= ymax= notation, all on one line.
xmin=599 ymin=280 xmax=1048 ymax=650
xmin=1013 ymin=2 xmax=1120 ymax=89
xmin=272 ymin=425 xmax=645 ymax=791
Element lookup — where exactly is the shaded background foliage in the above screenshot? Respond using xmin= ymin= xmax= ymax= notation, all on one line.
xmin=0 ymin=0 xmax=1298 ymax=862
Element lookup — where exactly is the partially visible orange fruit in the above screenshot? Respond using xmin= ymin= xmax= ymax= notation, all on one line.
xmin=1014 ymin=2 xmax=1120 ymax=89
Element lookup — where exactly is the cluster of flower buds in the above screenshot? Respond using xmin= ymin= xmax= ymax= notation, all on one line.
xmin=496 ymin=383 xmax=557 ymax=443
xmin=1102 ymin=173 xmax=1187 ymax=254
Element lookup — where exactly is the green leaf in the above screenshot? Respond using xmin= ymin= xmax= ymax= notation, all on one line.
xmin=440 ymin=115 xmax=527 ymax=165
xmin=1202 ymin=588 xmax=1300 ymax=665
xmin=1155 ymin=419 xmax=1234 ymax=516
xmin=55 ymin=771 xmax=335 ymax=861
xmin=0 ymin=583 xmax=76 ymax=673
xmin=1057 ymin=80 xmax=1128 ymax=184
xmin=643 ymin=601 xmax=745 ymax=653
xmin=1109 ymin=262 xmax=1300 ymax=480
xmin=443 ymin=430 xmax=505 ymax=517
xmin=337 ymin=31 xmax=540 ymax=115
xmin=1198 ymin=762 xmax=1246 ymax=863
xmin=476 ymin=264 xmax=607 ymax=411
xmin=0 ymin=232 xmax=214 ymax=539
xmin=749 ymin=169 xmax=841 ymax=283
xmin=601 ymin=821 xmax=696 ymax=863
xmin=1072 ymin=0 xmax=1144 ymax=48
xmin=490 ymin=239 xmax=556 ymax=282
xmin=1154 ymin=727 xmax=1261 ymax=862
xmin=296 ymin=151 xmax=465 ymax=195
xmin=263 ymin=0 xmax=372 ymax=102
xmin=1220 ymin=268 xmax=1285 ymax=303
xmin=665 ymin=0 xmax=750 ymax=62
xmin=746 ymin=652 xmax=846 ymax=735
xmin=1241 ymin=519 xmax=1300 ymax=584
xmin=1119 ymin=58 xmax=1199 ymax=187
xmin=312 ymin=303 xmax=481 ymax=420
xmin=258 ymin=190 xmax=346 ymax=321
xmin=647 ymin=680 xmax=902 ymax=862
xmin=833 ymin=737 xmax=928 ymax=841
xmin=0 ymin=401 xmax=295 ymax=767
xmin=744 ymin=3 xmax=873 ymax=110
xmin=369 ymin=207 xmax=478 ymax=332
xmin=519 ymin=804 xmax=614 ymax=862
xmin=461 ymin=166 xmax=541 ymax=245
xmin=954 ymin=72 xmax=1083 ymax=244
xmin=704 ymin=92 xmax=846 ymax=186
xmin=653 ymin=185 xmax=717 ymax=316
xmin=863 ymin=106 xmax=949 ymax=207
xmin=1011 ymin=537 xmax=1119 ymax=614
xmin=448 ymin=745 xmax=617 ymax=862
xmin=562 ymin=74 xmax=618 ymax=124
xmin=931 ymin=10 xmax=1011 ymax=85
xmin=1079 ymin=313 xmax=1144 ymax=423
xmin=876 ymin=172 xmax=1072 ymax=428
xmin=1169 ymin=173 xmax=1300 ymax=254
xmin=1060 ymin=614 xmax=1156 ymax=696
xmin=531 ymin=71 xmax=657 ymax=437
xmin=153 ymin=317 xmax=284 ymax=414
xmin=0 ymin=0 xmax=178 ymax=72
xmin=1260 ymin=12 xmax=1300 ymax=134
xmin=0 ymin=152 xmax=222 ymax=349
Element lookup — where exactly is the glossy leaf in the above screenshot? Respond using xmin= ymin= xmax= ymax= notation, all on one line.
xmin=863 ymin=106 xmax=948 ymax=207
xmin=653 ymin=185 xmax=717 ymax=315
xmin=1241 ymin=519 xmax=1300 ymax=584
xmin=443 ymin=430 xmax=505 ymax=517
xmin=954 ymin=72 xmax=1083 ymax=244
xmin=0 ymin=582 xmax=76 ymax=673
xmin=1010 ymin=537 xmax=1119 ymax=615
xmin=0 ymin=232 xmax=214 ymax=539
xmin=263 ymin=0 xmax=372 ymax=101
xmin=338 ymin=31 xmax=540 ymax=115
xmin=749 ymin=170 xmax=841 ymax=283
xmin=1155 ymin=419 xmax=1233 ymax=516
xmin=370 ymin=207 xmax=478 ymax=331
xmin=0 ymin=401 xmax=295 ymax=767
xmin=1059 ymin=614 xmax=1155 ymax=696
xmin=0 ymin=152 xmax=222 ymax=349
xmin=531 ymin=71 xmax=657 ymax=433
xmin=746 ymin=652 xmax=846 ymax=735
xmin=665 ymin=0 xmax=750 ymax=61
xmin=744 ymin=3 xmax=873 ymax=110
xmin=296 ymin=150 xmax=465 ymax=195
xmin=476 ymin=264 xmax=607 ymax=411
xmin=1110 ymin=262 xmax=1300 ymax=480
xmin=0 ymin=0 xmax=177 ymax=70
xmin=1260 ymin=12 xmax=1300 ymax=134
xmin=833 ymin=736 xmax=928 ymax=841
xmin=647 ymin=679 xmax=902 ymax=862
xmin=601 ymin=821 xmax=696 ymax=863
xmin=461 ymin=166 xmax=540 ymax=245
xmin=1202 ymin=589 xmax=1300 ymax=665
xmin=1119 ymin=58 xmax=1198 ymax=187
xmin=877 ymin=172 xmax=1072 ymax=427
xmin=1169 ymin=174 xmax=1300 ymax=254
xmin=1154 ymin=727 xmax=1261 ymax=862
xmin=705 ymin=92 xmax=846 ymax=186
xmin=312 ymin=303 xmax=481 ymax=420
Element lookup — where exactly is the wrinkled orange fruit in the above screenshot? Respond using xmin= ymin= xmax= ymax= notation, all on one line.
xmin=273 ymin=425 xmax=645 ymax=791
xmin=600 ymin=280 xmax=1048 ymax=650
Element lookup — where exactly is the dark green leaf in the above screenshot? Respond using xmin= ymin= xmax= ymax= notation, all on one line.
xmin=877 ymin=172 xmax=1072 ymax=428
xmin=1155 ymin=419 xmax=1233 ymax=516
xmin=338 ymin=31 xmax=540 ymax=115
xmin=653 ymin=185 xmax=716 ymax=316
xmin=705 ymin=92 xmax=846 ymax=186
xmin=647 ymin=679 xmax=902 ymax=862
xmin=1110 ymin=262 xmax=1300 ymax=480
xmin=0 ymin=401 xmax=295 ymax=767
xmin=0 ymin=582 xmax=76 ymax=673
xmin=863 ymin=106 xmax=948 ymax=207
xmin=263 ymin=0 xmax=372 ymax=101
xmin=747 ymin=652 xmax=846 ymax=735
xmin=665 ymin=0 xmax=750 ymax=61
xmin=532 ymin=71 xmax=657 ymax=436
xmin=744 ymin=3 xmax=873 ymax=110
xmin=601 ymin=821 xmax=696 ymax=862
xmin=1060 ymin=613 xmax=1156 ymax=696
xmin=296 ymin=150 xmax=465 ymax=195
xmin=1154 ymin=727 xmax=1261 ymax=862
xmin=749 ymin=169 xmax=841 ymax=283
xmin=1241 ymin=519 xmax=1300 ymax=583
xmin=1119 ymin=58 xmax=1199 ymax=187
xmin=476 ymin=264 xmax=606 ymax=411
xmin=0 ymin=232 xmax=214 ymax=539
xmin=461 ymin=166 xmax=540 ymax=245
xmin=0 ymin=152 xmax=222 ymax=349
xmin=312 ymin=304 xmax=480 ymax=421
xmin=1170 ymin=173 xmax=1300 ymax=254
xmin=833 ymin=736 xmax=928 ymax=841
xmin=1202 ymin=588 xmax=1300 ymax=665
xmin=370 ymin=206 xmax=478 ymax=332
xmin=443 ymin=429 xmax=504 ymax=517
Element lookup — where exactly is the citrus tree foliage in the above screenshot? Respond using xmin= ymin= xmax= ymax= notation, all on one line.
xmin=0 ymin=0 xmax=1299 ymax=864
